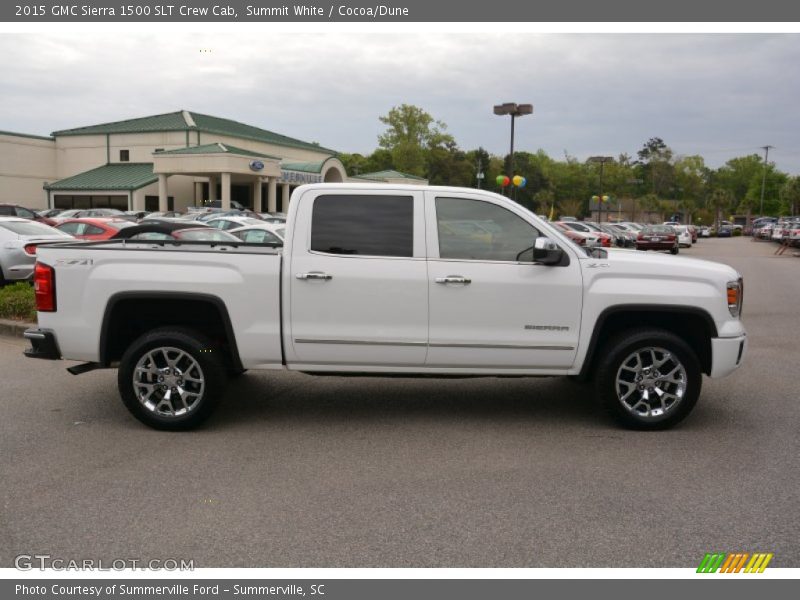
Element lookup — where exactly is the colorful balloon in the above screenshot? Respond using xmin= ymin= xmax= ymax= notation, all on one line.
xmin=512 ymin=175 xmax=523 ymax=187
xmin=602 ymin=195 xmax=610 ymax=203
xmin=496 ymin=175 xmax=506 ymax=186
xmin=519 ymin=177 xmax=527 ymax=188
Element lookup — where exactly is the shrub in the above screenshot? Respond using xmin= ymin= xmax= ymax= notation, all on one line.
xmin=732 ymin=228 xmax=743 ymax=237
xmin=0 ymin=282 xmax=37 ymax=321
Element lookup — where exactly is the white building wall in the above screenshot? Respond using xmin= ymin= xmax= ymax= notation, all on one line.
xmin=0 ymin=133 xmax=57 ymax=208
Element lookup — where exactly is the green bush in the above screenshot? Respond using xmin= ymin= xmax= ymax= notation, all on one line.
xmin=732 ymin=229 xmax=743 ymax=237
xmin=0 ymin=282 xmax=37 ymax=321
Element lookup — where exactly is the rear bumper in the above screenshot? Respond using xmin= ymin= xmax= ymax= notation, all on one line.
xmin=709 ymin=334 xmax=747 ymax=378
xmin=636 ymin=242 xmax=675 ymax=250
xmin=23 ymin=328 xmax=61 ymax=360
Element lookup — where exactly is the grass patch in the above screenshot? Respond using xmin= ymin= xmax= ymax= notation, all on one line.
xmin=0 ymin=282 xmax=36 ymax=321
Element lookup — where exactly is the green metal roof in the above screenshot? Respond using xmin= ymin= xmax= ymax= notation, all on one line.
xmin=44 ymin=163 xmax=157 ymax=191
xmin=156 ymin=143 xmax=281 ymax=160
xmin=352 ymin=169 xmax=427 ymax=181
xmin=52 ymin=110 xmax=337 ymax=154
xmin=281 ymin=160 xmax=325 ymax=173
xmin=0 ymin=129 xmax=54 ymax=141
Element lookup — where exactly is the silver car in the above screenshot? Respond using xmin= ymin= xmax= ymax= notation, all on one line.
xmin=0 ymin=217 xmax=73 ymax=284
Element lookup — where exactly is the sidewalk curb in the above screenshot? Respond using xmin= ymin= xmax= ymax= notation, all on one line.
xmin=0 ymin=318 xmax=36 ymax=338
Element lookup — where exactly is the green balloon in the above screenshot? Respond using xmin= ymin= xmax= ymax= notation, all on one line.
xmin=496 ymin=175 xmax=506 ymax=186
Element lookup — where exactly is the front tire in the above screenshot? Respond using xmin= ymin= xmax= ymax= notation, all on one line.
xmin=118 ymin=327 xmax=228 ymax=430
xmin=595 ymin=328 xmax=701 ymax=430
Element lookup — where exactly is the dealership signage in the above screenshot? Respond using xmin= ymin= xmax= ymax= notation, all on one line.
xmin=281 ymin=170 xmax=322 ymax=184
xmin=249 ymin=160 xmax=265 ymax=171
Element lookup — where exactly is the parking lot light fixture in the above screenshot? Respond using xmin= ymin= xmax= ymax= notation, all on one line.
xmin=590 ymin=156 xmax=613 ymax=223
xmin=494 ymin=103 xmax=533 ymax=197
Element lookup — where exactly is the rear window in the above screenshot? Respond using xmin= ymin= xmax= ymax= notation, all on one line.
xmin=644 ymin=225 xmax=673 ymax=234
xmin=311 ymin=194 xmax=413 ymax=257
xmin=0 ymin=221 xmax=70 ymax=237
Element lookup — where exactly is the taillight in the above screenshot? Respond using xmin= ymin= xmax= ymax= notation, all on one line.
xmin=34 ymin=262 xmax=56 ymax=312
xmin=637 ymin=233 xmax=644 ymax=240
xmin=24 ymin=244 xmax=38 ymax=256
xmin=602 ymin=237 xmax=611 ymax=247
xmin=666 ymin=234 xmax=676 ymax=241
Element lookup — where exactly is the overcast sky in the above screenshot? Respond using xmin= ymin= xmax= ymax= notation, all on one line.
xmin=2 ymin=33 xmax=799 ymax=173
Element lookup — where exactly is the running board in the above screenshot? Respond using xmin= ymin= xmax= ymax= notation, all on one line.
xmin=66 ymin=362 xmax=104 ymax=376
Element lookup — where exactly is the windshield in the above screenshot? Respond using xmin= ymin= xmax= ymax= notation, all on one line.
xmin=0 ymin=220 xmax=71 ymax=237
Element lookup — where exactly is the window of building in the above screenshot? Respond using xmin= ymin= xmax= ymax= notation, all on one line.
xmin=435 ymin=197 xmax=539 ymax=262
xmin=119 ymin=150 xmax=130 ymax=162
xmin=144 ymin=196 xmax=174 ymax=212
xmin=154 ymin=148 xmax=164 ymax=153
xmin=311 ymin=194 xmax=413 ymax=257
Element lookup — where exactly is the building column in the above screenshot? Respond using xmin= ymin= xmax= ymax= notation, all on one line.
xmin=281 ymin=183 xmax=290 ymax=212
xmin=221 ymin=173 xmax=231 ymax=210
xmin=194 ymin=181 xmax=204 ymax=207
xmin=157 ymin=174 xmax=169 ymax=212
xmin=253 ymin=178 xmax=263 ymax=213
xmin=267 ymin=177 xmax=277 ymax=213
xmin=208 ymin=175 xmax=217 ymax=202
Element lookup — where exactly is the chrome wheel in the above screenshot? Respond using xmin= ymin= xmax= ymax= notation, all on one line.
xmin=615 ymin=346 xmax=687 ymax=421
xmin=132 ymin=346 xmax=205 ymax=418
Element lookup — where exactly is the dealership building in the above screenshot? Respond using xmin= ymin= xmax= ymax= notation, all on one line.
xmin=0 ymin=110 xmax=427 ymax=213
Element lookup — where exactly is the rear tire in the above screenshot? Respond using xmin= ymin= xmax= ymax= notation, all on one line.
xmin=118 ymin=327 xmax=228 ymax=430
xmin=670 ymin=245 xmax=679 ymax=254
xmin=595 ymin=328 xmax=701 ymax=430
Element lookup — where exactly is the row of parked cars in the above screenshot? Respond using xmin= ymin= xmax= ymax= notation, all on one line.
xmin=551 ymin=219 xmax=697 ymax=254
xmin=0 ymin=202 xmax=287 ymax=285
xmin=751 ymin=216 xmax=800 ymax=245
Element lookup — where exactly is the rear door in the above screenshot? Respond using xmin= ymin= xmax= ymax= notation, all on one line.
xmin=425 ymin=191 xmax=583 ymax=370
xmin=286 ymin=189 xmax=428 ymax=367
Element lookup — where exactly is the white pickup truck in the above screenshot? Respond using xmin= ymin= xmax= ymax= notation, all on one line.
xmin=24 ymin=184 xmax=747 ymax=431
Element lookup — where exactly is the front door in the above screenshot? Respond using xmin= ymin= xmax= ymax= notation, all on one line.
xmin=287 ymin=190 xmax=428 ymax=367
xmin=425 ymin=192 xmax=583 ymax=370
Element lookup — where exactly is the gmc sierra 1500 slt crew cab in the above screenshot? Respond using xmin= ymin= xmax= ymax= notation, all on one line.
xmin=23 ymin=184 xmax=747 ymax=431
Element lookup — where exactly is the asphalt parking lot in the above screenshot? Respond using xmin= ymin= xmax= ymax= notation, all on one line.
xmin=0 ymin=237 xmax=798 ymax=568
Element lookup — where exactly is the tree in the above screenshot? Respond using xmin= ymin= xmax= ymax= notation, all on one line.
xmin=378 ymin=104 xmax=454 ymax=177
xmin=779 ymin=176 xmax=800 ymax=216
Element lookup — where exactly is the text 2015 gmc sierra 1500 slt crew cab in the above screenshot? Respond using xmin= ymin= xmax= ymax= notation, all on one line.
xmin=23 ymin=184 xmax=746 ymax=431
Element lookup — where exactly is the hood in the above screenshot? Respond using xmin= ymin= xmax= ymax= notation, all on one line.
xmin=596 ymin=247 xmax=741 ymax=284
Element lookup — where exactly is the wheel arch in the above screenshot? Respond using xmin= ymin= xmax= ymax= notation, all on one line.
xmin=579 ymin=304 xmax=717 ymax=379
xmin=99 ymin=291 xmax=243 ymax=371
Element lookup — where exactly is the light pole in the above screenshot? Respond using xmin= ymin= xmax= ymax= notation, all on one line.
xmin=494 ymin=102 xmax=533 ymax=197
xmin=590 ymin=156 xmax=613 ymax=223
xmin=759 ymin=145 xmax=774 ymax=218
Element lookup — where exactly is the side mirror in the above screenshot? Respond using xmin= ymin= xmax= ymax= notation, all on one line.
xmin=533 ymin=237 xmax=564 ymax=265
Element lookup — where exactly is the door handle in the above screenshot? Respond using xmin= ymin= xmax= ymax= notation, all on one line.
xmin=296 ymin=272 xmax=333 ymax=280
xmin=435 ymin=275 xmax=471 ymax=284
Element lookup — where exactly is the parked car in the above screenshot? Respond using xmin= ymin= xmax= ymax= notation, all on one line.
xmin=0 ymin=203 xmax=58 ymax=226
xmin=55 ymin=218 xmax=138 ymax=240
xmin=51 ymin=208 xmax=134 ymax=223
xmin=25 ymin=183 xmax=747 ymax=432
xmin=554 ymin=221 xmax=611 ymax=247
xmin=229 ymin=224 xmax=285 ymax=244
xmin=717 ymin=225 xmax=733 ymax=238
xmin=37 ymin=208 xmax=65 ymax=219
xmin=636 ymin=225 xmax=679 ymax=254
xmin=110 ymin=221 xmax=213 ymax=240
xmin=672 ymin=225 xmax=693 ymax=248
xmin=582 ymin=222 xmax=627 ymax=247
xmin=687 ymin=225 xmax=697 ymax=243
xmin=258 ymin=212 xmax=287 ymax=224
xmin=0 ymin=217 xmax=72 ymax=284
xmin=698 ymin=226 xmax=712 ymax=238
xmin=205 ymin=199 xmax=246 ymax=211
xmin=205 ymin=216 xmax=265 ymax=231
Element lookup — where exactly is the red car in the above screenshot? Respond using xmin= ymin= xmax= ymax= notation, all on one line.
xmin=54 ymin=218 xmax=137 ymax=240
xmin=554 ymin=221 xmax=612 ymax=247
xmin=636 ymin=225 xmax=679 ymax=254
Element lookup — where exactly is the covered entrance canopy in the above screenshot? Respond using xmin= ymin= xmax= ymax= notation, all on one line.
xmin=152 ymin=143 xmax=282 ymax=212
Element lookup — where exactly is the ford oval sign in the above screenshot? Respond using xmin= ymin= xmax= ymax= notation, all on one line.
xmin=249 ymin=160 xmax=265 ymax=172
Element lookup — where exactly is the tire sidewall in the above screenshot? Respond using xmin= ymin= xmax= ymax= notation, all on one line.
xmin=597 ymin=329 xmax=701 ymax=430
xmin=118 ymin=328 xmax=227 ymax=430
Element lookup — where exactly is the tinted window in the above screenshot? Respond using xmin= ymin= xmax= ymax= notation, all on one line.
xmin=436 ymin=197 xmax=538 ymax=261
xmin=85 ymin=225 xmax=105 ymax=235
xmin=15 ymin=207 xmax=36 ymax=218
xmin=0 ymin=206 xmax=14 ymax=216
xmin=311 ymin=195 xmax=413 ymax=257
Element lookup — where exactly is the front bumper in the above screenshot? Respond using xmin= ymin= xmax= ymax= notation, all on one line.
xmin=23 ymin=328 xmax=61 ymax=360
xmin=709 ymin=334 xmax=747 ymax=378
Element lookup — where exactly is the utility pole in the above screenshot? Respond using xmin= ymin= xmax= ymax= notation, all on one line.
xmin=759 ymin=145 xmax=774 ymax=217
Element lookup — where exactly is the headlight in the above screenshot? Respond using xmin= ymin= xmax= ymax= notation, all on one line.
xmin=727 ymin=278 xmax=743 ymax=317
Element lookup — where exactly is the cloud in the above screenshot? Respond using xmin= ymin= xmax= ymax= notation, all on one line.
xmin=1 ymin=33 xmax=798 ymax=172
